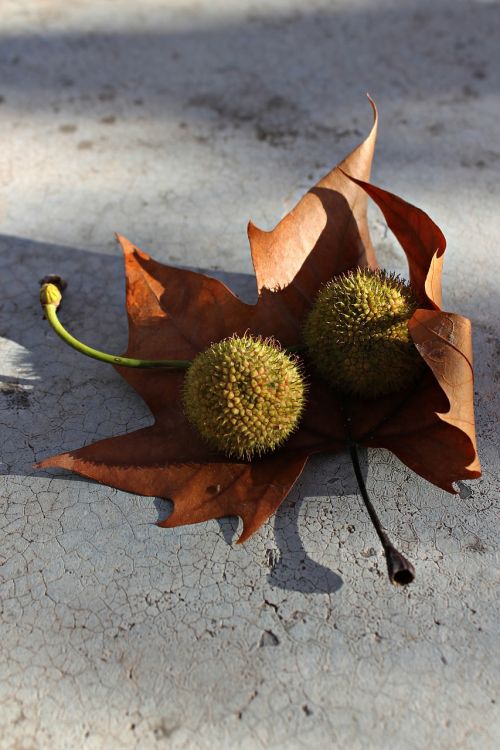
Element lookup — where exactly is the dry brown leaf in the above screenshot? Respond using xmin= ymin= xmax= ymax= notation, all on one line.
xmin=38 ymin=101 xmax=480 ymax=541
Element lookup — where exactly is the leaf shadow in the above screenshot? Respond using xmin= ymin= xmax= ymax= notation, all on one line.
xmin=212 ymin=450 xmax=366 ymax=595
xmin=266 ymin=451 xmax=365 ymax=594
xmin=154 ymin=449 xmax=361 ymax=595
xmin=1 ymin=232 xmax=494 ymax=594
xmin=153 ymin=497 xmax=174 ymax=524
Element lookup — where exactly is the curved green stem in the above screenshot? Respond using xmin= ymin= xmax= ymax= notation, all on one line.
xmin=44 ymin=304 xmax=191 ymax=370
xmin=40 ymin=277 xmax=303 ymax=370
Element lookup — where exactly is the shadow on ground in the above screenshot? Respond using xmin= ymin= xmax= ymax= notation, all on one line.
xmin=0 ymin=232 xmax=256 ymax=474
xmin=1 ymin=231 xmax=496 ymax=594
xmin=0 ymin=233 xmax=360 ymax=595
xmin=0 ymin=2 xmax=498 ymax=147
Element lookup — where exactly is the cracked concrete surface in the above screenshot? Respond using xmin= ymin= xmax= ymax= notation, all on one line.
xmin=1 ymin=1 xmax=499 ymax=748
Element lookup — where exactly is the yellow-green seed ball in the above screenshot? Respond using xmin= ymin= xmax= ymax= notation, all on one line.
xmin=183 ymin=335 xmax=306 ymax=460
xmin=303 ymin=269 xmax=422 ymax=397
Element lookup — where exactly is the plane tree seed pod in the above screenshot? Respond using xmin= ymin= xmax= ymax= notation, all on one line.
xmin=304 ymin=269 xmax=422 ymax=397
xmin=183 ymin=334 xmax=306 ymax=460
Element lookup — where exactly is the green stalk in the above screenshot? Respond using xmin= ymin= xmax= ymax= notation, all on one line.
xmin=40 ymin=279 xmax=190 ymax=370
xmin=40 ymin=277 xmax=303 ymax=370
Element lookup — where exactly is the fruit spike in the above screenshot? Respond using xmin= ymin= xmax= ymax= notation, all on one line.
xmin=183 ymin=334 xmax=306 ymax=460
xmin=304 ymin=268 xmax=422 ymax=397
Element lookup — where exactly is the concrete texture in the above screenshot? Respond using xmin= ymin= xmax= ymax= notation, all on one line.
xmin=0 ymin=1 xmax=499 ymax=748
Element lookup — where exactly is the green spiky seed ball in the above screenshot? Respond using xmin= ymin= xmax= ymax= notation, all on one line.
xmin=304 ymin=269 xmax=422 ymax=397
xmin=183 ymin=334 xmax=306 ymax=460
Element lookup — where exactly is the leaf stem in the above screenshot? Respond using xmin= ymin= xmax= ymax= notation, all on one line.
xmin=339 ymin=400 xmax=415 ymax=585
xmin=348 ymin=443 xmax=415 ymax=585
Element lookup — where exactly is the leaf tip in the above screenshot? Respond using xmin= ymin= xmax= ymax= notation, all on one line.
xmin=236 ymin=521 xmax=255 ymax=545
xmin=115 ymin=233 xmax=135 ymax=255
xmin=365 ymin=92 xmax=378 ymax=121
xmin=34 ymin=456 xmax=53 ymax=470
xmin=247 ymin=220 xmax=266 ymax=242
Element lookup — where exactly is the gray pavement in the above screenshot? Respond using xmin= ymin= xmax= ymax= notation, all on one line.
xmin=0 ymin=1 xmax=499 ymax=748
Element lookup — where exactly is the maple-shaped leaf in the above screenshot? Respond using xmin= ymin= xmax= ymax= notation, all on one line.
xmin=38 ymin=101 xmax=480 ymax=545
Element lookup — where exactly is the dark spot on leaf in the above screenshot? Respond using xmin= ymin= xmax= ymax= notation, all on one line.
xmin=207 ymin=484 xmax=221 ymax=495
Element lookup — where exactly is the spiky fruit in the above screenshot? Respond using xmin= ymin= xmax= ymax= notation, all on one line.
xmin=304 ymin=269 xmax=422 ymax=397
xmin=183 ymin=335 xmax=306 ymax=460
